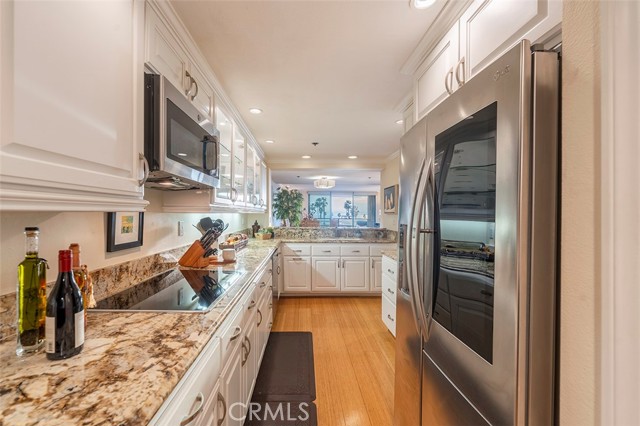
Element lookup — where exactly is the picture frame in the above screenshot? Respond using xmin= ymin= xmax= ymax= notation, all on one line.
xmin=106 ymin=212 xmax=144 ymax=252
xmin=383 ymin=185 xmax=398 ymax=214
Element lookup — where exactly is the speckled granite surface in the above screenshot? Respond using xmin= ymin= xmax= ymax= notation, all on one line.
xmin=0 ymin=239 xmax=278 ymax=426
xmin=380 ymin=249 xmax=399 ymax=261
xmin=274 ymin=227 xmax=396 ymax=242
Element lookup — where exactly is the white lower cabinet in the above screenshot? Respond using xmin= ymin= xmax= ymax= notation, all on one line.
xmin=370 ymin=257 xmax=383 ymax=292
xmin=380 ymin=255 xmax=398 ymax=337
xmin=282 ymin=243 xmax=394 ymax=295
xmin=283 ymin=256 xmax=312 ymax=292
xmin=341 ymin=257 xmax=370 ymax=292
xmin=312 ymin=257 xmax=341 ymax=292
xmin=152 ymin=263 xmax=273 ymax=426
xmin=221 ymin=343 xmax=244 ymax=426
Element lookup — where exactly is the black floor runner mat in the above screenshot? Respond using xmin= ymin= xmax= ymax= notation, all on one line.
xmin=245 ymin=332 xmax=317 ymax=426
xmin=252 ymin=332 xmax=316 ymax=401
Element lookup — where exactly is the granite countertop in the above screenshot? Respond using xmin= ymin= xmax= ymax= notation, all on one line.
xmin=279 ymin=238 xmax=396 ymax=244
xmin=0 ymin=239 xmax=279 ymax=426
xmin=380 ymin=249 xmax=399 ymax=261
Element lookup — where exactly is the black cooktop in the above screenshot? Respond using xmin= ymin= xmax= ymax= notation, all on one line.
xmin=92 ymin=268 xmax=245 ymax=313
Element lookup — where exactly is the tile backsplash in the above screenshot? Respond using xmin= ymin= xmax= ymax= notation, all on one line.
xmin=274 ymin=227 xmax=397 ymax=241
xmin=0 ymin=244 xmax=190 ymax=343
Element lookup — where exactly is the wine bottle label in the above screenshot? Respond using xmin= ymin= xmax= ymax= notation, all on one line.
xmin=75 ymin=310 xmax=84 ymax=348
xmin=45 ymin=316 xmax=55 ymax=353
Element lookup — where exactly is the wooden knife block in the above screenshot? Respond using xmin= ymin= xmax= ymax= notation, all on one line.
xmin=178 ymin=240 xmax=210 ymax=268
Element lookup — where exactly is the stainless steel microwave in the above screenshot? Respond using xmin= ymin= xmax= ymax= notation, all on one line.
xmin=143 ymin=74 xmax=220 ymax=190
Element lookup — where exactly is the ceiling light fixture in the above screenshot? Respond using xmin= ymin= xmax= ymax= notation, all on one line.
xmin=314 ymin=177 xmax=336 ymax=189
xmin=301 ymin=155 xmax=311 ymax=159
xmin=348 ymin=155 xmax=358 ymax=159
xmin=395 ymin=119 xmax=404 ymax=125
xmin=265 ymin=140 xmax=275 ymax=144
xmin=411 ymin=0 xmax=437 ymax=9
xmin=249 ymin=108 xmax=263 ymax=114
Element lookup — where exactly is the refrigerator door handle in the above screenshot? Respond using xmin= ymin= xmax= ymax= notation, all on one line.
xmin=409 ymin=159 xmax=432 ymax=340
xmin=424 ymin=166 xmax=440 ymax=333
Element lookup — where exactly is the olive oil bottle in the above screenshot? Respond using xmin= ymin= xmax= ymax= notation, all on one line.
xmin=16 ymin=227 xmax=48 ymax=356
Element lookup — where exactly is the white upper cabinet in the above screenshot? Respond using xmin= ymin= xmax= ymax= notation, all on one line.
xmin=413 ymin=0 xmax=561 ymax=122
xmin=145 ymin=4 xmax=188 ymax=94
xmin=0 ymin=0 xmax=147 ymax=211
xmin=459 ymin=0 xmax=561 ymax=81
xmin=415 ymin=24 xmax=460 ymax=120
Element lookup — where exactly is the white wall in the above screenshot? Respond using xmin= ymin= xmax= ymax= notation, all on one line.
xmin=380 ymin=153 xmax=399 ymax=231
xmin=0 ymin=190 xmax=247 ymax=296
xmin=560 ymin=1 xmax=601 ymax=424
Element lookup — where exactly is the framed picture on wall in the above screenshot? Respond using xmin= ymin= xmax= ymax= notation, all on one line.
xmin=384 ymin=185 xmax=398 ymax=214
xmin=106 ymin=212 xmax=144 ymax=252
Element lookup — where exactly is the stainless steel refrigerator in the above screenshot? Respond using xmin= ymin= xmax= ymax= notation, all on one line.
xmin=394 ymin=40 xmax=559 ymax=426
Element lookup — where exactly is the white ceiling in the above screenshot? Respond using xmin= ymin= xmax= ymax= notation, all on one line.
xmin=171 ymin=0 xmax=445 ymax=167
xmin=271 ymin=168 xmax=381 ymax=189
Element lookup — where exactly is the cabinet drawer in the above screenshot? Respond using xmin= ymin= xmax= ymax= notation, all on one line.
xmin=382 ymin=294 xmax=397 ymax=337
xmin=282 ymin=244 xmax=311 ymax=256
xmin=340 ymin=245 xmax=369 ymax=256
xmin=218 ymin=303 xmax=245 ymax=365
xmin=382 ymin=274 xmax=397 ymax=304
xmin=151 ymin=337 xmax=222 ymax=426
xmin=382 ymin=256 xmax=397 ymax=280
xmin=370 ymin=244 xmax=395 ymax=257
xmin=311 ymin=245 xmax=340 ymax=256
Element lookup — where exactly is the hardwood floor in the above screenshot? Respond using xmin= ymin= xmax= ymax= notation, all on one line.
xmin=272 ymin=297 xmax=396 ymax=426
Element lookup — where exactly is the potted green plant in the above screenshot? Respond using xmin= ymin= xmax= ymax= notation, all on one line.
xmin=272 ymin=187 xmax=304 ymax=227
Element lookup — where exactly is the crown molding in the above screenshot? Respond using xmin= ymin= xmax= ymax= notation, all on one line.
xmin=400 ymin=0 xmax=473 ymax=76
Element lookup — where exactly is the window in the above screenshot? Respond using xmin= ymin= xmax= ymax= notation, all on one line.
xmin=307 ymin=192 xmax=377 ymax=227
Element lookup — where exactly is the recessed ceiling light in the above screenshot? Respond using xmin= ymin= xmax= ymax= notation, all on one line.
xmin=265 ymin=140 xmax=275 ymax=144
xmin=301 ymin=155 xmax=311 ymax=159
xmin=177 ymin=152 xmax=187 ymax=157
xmin=411 ymin=0 xmax=437 ymax=9
xmin=348 ymin=155 xmax=358 ymax=159
xmin=249 ymin=108 xmax=263 ymax=114
xmin=395 ymin=119 xmax=404 ymax=125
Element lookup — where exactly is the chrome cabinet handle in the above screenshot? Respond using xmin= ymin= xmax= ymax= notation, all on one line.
xmin=217 ymin=392 xmax=227 ymax=426
xmin=191 ymin=78 xmax=199 ymax=101
xmin=371 ymin=260 xmax=375 ymax=269
xmin=342 ymin=260 xmax=346 ymax=268
xmin=184 ymin=71 xmax=195 ymax=97
xmin=322 ymin=250 xmax=332 ymax=253
xmin=387 ymin=268 xmax=395 ymax=274
xmin=248 ymin=300 xmax=256 ymax=310
xmin=352 ymin=250 xmax=361 ymax=253
xmin=445 ymin=67 xmax=454 ymax=95
xmin=294 ymin=249 xmax=302 ymax=252
xmin=229 ymin=325 xmax=242 ymax=341
xmin=257 ymin=309 xmax=263 ymax=326
xmin=138 ymin=153 xmax=149 ymax=187
xmin=276 ymin=266 xmax=281 ymax=274
xmin=387 ymin=288 xmax=395 ymax=295
xmin=242 ymin=335 xmax=252 ymax=366
xmin=292 ymin=257 xmax=304 ymax=261
xmin=268 ymin=321 xmax=273 ymax=329
xmin=387 ymin=314 xmax=395 ymax=322
xmin=455 ymin=57 xmax=466 ymax=87
xmin=260 ymin=281 xmax=266 ymax=288
xmin=260 ymin=199 xmax=265 ymax=207
xmin=180 ymin=392 xmax=204 ymax=426
xmin=230 ymin=187 xmax=238 ymax=202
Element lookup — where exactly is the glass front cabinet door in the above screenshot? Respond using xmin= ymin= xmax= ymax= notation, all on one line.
xmin=213 ymin=106 xmax=234 ymax=206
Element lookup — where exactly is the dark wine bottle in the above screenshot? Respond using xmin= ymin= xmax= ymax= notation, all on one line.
xmin=45 ymin=250 xmax=84 ymax=360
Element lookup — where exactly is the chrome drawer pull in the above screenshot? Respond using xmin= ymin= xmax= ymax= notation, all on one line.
xmin=180 ymin=392 xmax=204 ymax=425
xmin=248 ymin=300 xmax=256 ymax=310
xmin=229 ymin=326 xmax=242 ymax=341
xmin=217 ymin=392 xmax=227 ymax=426
xmin=257 ymin=309 xmax=263 ymax=326
xmin=387 ymin=288 xmax=395 ymax=295
xmin=387 ymin=314 xmax=395 ymax=322
xmin=387 ymin=268 xmax=394 ymax=274
xmin=260 ymin=281 xmax=266 ymax=288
